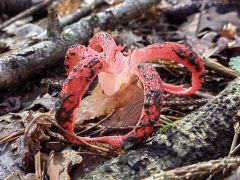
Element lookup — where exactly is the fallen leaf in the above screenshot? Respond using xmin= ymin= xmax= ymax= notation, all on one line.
xmin=0 ymin=97 xmax=21 ymax=115
xmin=28 ymin=93 xmax=57 ymax=112
xmin=57 ymin=0 xmax=82 ymax=17
xmin=76 ymin=80 xmax=142 ymax=122
xmin=47 ymin=149 xmax=83 ymax=180
xmin=112 ymin=29 xmax=144 ymax=49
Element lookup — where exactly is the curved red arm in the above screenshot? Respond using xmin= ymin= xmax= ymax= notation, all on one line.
xmin=130 ymin=43 xmax=205 ymax=95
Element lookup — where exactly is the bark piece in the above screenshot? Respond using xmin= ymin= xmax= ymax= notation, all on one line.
xmin=0 ymin=0 xmax=161 ymax=89
xmin=81 ymin=77 xmax=240 ymax=179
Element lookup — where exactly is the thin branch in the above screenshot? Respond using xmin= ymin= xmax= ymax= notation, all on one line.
xmin=195 ymin=0 xmax=206 ymax=33
xmin=229 ymin=120 xmax=240 ymax=156
xmin=164 ymin=98 xmax=209 ymax=107
xmin=145 ymin=157 xmax=240 ymax=180
xmin=43 ymin=114 xmax=118 ymax=154
xmin=60 ymin=0 xmax=106 ymax=27
xmin=0 ymin=129 xmax=24 ymax=144
xmin=0 ymin=0 xmax=55 ymax=30
xmin=205 ymin=58 xmax=239 ymax=78
xmin=77 ymin=110 xmax=115 ymax=135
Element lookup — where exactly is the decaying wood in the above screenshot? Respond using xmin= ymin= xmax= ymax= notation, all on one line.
xmin=0 ymin=0 xmax=161 ymax=89
xmin=81 ymin=78 xmax=240 ymax=179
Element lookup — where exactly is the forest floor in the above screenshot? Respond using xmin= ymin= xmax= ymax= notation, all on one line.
xmin=1 ymin=0 xmax=240 ymax=179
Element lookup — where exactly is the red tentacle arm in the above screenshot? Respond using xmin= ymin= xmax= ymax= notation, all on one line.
xmin=55 ymin=62 xmax=163 ymax=149
xmin=64 ymin=45 xmax=87 ymax=75
xmin=130 ymin=43 xmax=205 ymax=95
xmin=122 ymin=64 xmax=163 ymax=149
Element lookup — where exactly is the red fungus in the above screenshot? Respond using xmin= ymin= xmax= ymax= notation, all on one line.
xmin=55 ymin=32 xmax=205 ymax=149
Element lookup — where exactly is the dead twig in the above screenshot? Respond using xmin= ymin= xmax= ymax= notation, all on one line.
xmin=0 ymin=0 xmax=55 ymax=30
xmin=144 ymin=157 xmax=240 ymax=180
xmin=60 ymin=0 xmax=106 ymax=27
xmin=164 ymin=98 xmax=209 ymax=107
xmin=229 ymin=112 xmax=240 ymax=156
xmin=77 ymin=110 xmax=115 ymax=135
xmin=43 ymin=114 xmax=119 ymax=155
xmin=194 ymin=91 xmax=214 ymax=99
xmin=35 ymin=151 xmax=42 ymax=180
xmin=204 ymin=58 xmax=239 ymax=78
xmin=0 ymin=129 xmax=24 ymax=144
xmin=195 ymin=0 xmax=206 ymax=33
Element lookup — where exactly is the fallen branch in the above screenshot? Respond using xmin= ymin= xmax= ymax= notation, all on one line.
xmin=81 ymin=77 xmax=240 ymax=179
xmin=0 ymin=0 xmax=161 ymax=89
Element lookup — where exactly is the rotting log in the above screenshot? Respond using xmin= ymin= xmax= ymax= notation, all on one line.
xmin=81 ymin=78 xmax=240 ymax=179
xmin=0 ymin=0 xmax=161 ymax=89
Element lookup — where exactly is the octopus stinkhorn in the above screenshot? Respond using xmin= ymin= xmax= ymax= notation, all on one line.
xmin=55 ymin=32 xmax=205 ymax=149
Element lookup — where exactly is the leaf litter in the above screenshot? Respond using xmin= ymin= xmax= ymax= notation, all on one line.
xmin=1 ymin=0 xmax=240 ymax=179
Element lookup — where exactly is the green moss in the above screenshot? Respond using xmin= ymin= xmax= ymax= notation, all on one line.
xmin=62 ymin=28 xmax=77 ymax=41
xmin=160 ymin=121 xmax=177 ymax=133
xmin=90 ymin=15 xmax=99 ymax=26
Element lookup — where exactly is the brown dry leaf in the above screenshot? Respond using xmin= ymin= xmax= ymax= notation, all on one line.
xmin=198 ymin=7 xmax=240 ymax=33
xmin=0 ymin=137 xmax=25 ymax=179
xmin=178 ymin=6 xmax=240 ymax=35
xmin=47 ymin=149 xmax=83 ymax=180
xmin=34 ymin=151 xmax=42 ymax=180
xmin=4 ymin=171 xmax=24 ymax=180
xmin=57 ymin=0 xmax=82 ymax=17
xmin=0 ymin=97 xmax=21 ymax=116
xmin=76 ymin=80 xmax=143 ymax=122
xmin=0 ymin=112 xmax=27 ymax=144
xmin=186 ymin=32 xmax=230 ymax=58
xmin=4 ymin=172 xmax=35 ymax=180
xmin=179 ymin=13 xmax=200 ymax=34
xmin=101 ymin=91 xmax=143 ymax=128
xmin=202 ymin=37 xmax=229 ymax=58
xmin=47 ymin=153 xmax=64 ymax=180
xmin=28 ymin=93 xmax=57 ymax=112
xmin=23 ymin=112 xmax=52 ymax=169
